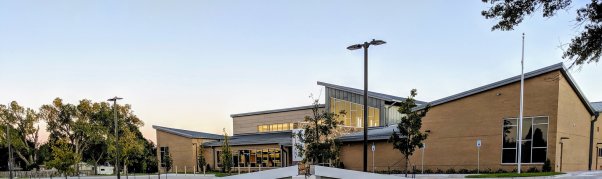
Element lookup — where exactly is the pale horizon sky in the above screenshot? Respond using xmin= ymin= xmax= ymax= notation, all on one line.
xmin=1 ymin=1 xmax=600 ymax=143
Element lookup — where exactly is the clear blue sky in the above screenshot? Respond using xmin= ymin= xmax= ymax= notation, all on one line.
xmin=1 ymin=1 xmax=600 ymax=142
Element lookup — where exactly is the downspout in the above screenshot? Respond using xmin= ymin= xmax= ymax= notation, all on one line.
xmin=589 ymin=112 xmax=600 ymax=170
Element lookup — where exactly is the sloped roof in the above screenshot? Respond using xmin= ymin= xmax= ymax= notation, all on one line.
xmin=414 ymin=63 xmax=596 ymax=115
xmin=231 ymin=104 xmax=324 ymax=118
xmin=152 ymin=125 xmax=223 ymax=140
xmin=337 ymin=125 xmax=400 ymax=142
xmin=592 ymin=102 xmax=602 ymax=112
xmin=317 ymin=81 xmax=427 ymax=104
xmin=203 ymin=131 xmax=293 ymax=147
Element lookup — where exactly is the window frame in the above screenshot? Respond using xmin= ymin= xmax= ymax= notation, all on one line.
xmin=500 ymin=116 xmax=549 ymax=165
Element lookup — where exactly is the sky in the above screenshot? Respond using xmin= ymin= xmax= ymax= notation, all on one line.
xmin=1 ymin=1 xmax=600 ymax=143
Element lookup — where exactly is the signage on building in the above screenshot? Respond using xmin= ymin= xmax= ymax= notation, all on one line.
xmin=476 ymin=139 xmax=481 ymax=148
xmin=292 ymin=129 xmax=305 ymax=162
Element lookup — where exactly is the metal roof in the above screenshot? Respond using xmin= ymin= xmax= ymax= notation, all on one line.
xmin=337 ymin=125 xmax=401 ymax=142
xmin=592 ymin=102 xmax=602 ymax=112
xmin=317 ymin=81 xmax=427 ymax=104
xmin=203 ymin=131 xmax=293 ymax=147
xmin=152 ymin=125 xmax=223 ymax=140
xmin=414 ymin=63 xmax=596 ymax=115
xmin=231 ymin=104 xmax=324 ymax=118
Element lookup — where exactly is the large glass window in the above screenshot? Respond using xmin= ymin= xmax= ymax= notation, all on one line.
xmin=501 ymin=116 xmax=548 ymax=164
xmin=160 ymin=147 xmax=169 ymax=167
xmin=330 ymin=97 xmax=380 ymax=127
xmin=257 ymin=123 xmax=295 ymax=133
xmin=218 ymin=148 xmax=282 ymax=168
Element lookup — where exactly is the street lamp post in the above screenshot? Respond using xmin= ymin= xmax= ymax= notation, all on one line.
xmin=108 ymin=96 xmax=123 ymax=179
xmin=347 ymin=39 xmax=386 ymax=172
xmin=6 ymin=103 xmax=14 ymax=179
xmin=6 ymin=122 xmax=13 ymax=179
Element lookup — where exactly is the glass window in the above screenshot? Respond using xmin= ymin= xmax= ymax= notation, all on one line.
xmin=330 ymin=97 xmax=380 ymax=127
xmin=501 ymin=117 xmax=548 ymax=164
xmin=160 ymin=147 xmax=169 ymax=167
xmin=374 ymin=109 xmax=380 ymax=127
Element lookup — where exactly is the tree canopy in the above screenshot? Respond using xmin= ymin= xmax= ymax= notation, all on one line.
xmin=1 ymin=98 xmax=157 ymax=175
xmin=482 ymin=0 xmax=602 ymax=68
xmin=388 ymin=89 xmax=429 ymax=176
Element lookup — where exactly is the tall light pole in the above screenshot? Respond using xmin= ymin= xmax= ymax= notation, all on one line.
xmin=347 ymin=39 xmax=386 ymax=172
xmin=6 ymin=121 xmax=13 ymax=179
xmin=6 ymin=103 xmax=14 ymax=179
xmin=108 ymin=96 xmax=123 ymax=179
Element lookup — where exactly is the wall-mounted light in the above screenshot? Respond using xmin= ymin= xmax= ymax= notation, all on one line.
xmin=425 ymin=130 xmax=431 ymax=133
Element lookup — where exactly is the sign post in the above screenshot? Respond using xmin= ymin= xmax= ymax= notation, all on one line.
xmin=476 ymin=139 xmax=481 ymax=174
xmin=371 ymin=142 xmax=375 ymax=173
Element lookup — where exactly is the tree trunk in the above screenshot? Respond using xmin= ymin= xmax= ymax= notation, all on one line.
xmin=404 ymin=155 xmax=409 ymax=178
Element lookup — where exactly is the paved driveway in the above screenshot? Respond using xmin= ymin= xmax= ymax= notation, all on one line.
xmin=3 ymin=174 xmax=215 ymax=179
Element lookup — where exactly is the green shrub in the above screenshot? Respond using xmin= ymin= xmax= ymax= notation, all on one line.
xmin=445 ymin=168 xmax=456 ymax=174
xmin=423 ymin=169 xmax=433 ymax=174
xmin=458 ymin=169 xmax=470 ymax=174
xmin=527 ymin=167 xmax=539 ymax=173
xmin=495 ymin=168 xmax=506 ymax=173
xmin=435 ymin=168 xmax=444 ymax=174
xmin=542 ymin=159 xmax=552 ymax=172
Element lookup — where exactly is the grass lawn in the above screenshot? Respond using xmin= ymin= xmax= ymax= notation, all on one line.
xmin=465 ymin=172 xmax=563 ymax=178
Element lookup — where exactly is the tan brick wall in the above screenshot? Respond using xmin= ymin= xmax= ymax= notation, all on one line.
xmin=232 ymin=108 xmax=322 ymax=134
xmin=556 ymin=74 xmax=596 ymax=172
xmin=340 ymin=141 xmax=406 ymax=172
xmin=403 ymin=71 xmax=562 ymax=172
xmin=155 ymin=130 xmax=215 ymax=173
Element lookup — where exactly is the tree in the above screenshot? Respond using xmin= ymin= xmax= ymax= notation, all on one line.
xmin=46 ymin=139 xmax=80 ymax=179
xmin=197 ymin=145 xmax=207 ymax=173
xmin=220 ymin=128 xmax=232 ymax=174
xmin=388 ymin=89 xmax=430 ymax=177
xmin=163 ymin=153 xmax=173 ymax=173
xmin=482 ymin=0 xmax=602 ymax=68
xmin=0 ymin=101 xmax=41 ymax=170
xmin=40 ymin=98 xmax=105 ymax=174
xmin=294 ymin=98 xmax=343 ymax=167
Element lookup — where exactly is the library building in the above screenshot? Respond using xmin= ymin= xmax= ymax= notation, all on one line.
xmin=154 ymin=63 xmax=602 ymax=173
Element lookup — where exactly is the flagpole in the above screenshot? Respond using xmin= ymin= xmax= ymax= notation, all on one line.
xmin=518 ymin=33 xmax=525 ymax=174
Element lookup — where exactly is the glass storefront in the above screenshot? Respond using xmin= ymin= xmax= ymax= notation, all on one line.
xmin=217 ymin=148 xmax=283 ymax=168
xmin=330 ymin=97 xmax=380 ymax=127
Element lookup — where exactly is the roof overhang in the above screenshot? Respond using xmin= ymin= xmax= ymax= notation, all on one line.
xmin=414 ymin=63 xmax=596 ymax=115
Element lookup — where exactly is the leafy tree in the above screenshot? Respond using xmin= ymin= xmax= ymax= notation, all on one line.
xmin=388 ymin=89 xmax=430 ymax=177
xmin=163 ymin=152 xmax=173 ymax=172
xmin=220 ymin=128 xmax=233 ymax=173
xmin=46 ymin=139 xmax=80 ymax=179
xmin=482 ymin=0 xmax=602 ymax=68
xmin=0 ymin=102 xmax=41 ymax=170
xmin=106 ymin=103 xmax=145 ymax=175
xmin=197 ymin=144 xmax=207 ymax=173
xmin=295 ymin=98 xmax=343 ymax=167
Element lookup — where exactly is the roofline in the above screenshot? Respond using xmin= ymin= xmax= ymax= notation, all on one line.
xmin=414 ymin=63 xmax=596 ymax=115
xmin=152 ymin=125 xmax=223 ymax=139
xmin=317 ymin=81 xmax=427 ymax=104
xmin=231 ymin=104 xmax=324 ymax=118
